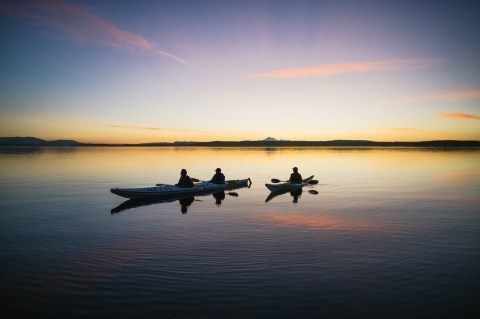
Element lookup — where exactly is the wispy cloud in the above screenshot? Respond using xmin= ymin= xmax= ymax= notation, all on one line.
xmin=437 ymin=113 xmax=480 ymax=121
xmin=387 ymin=127 xmax=423 ymax=132
xmin=382 ymin=89 xmax=480 ymax=106
xmin=253 ymin=59 xmax=441 ymax=79
xmin=106 ymin=124 xmax=164 ymax=131
xmin=105 ymin=124 xmax=208 ymax=134
xmin=3 ymin=0 xmax=187 ymax=64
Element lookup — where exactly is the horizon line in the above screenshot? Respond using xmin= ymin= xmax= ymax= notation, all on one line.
xmin=1 ymin=136 xmax=479 ymax=146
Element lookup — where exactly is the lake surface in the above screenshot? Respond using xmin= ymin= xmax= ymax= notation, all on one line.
xmin=1 ymin=146 xmax=479 ymax=318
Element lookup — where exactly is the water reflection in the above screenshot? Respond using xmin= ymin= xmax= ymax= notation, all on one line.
xmin=2 ymin=146 xmax=480 ymax=318
xmin=213 ymin=191 xmax=225 ymax=206
xmin=112 ymin=188 xmax=245 ymax=214
xmin=265 ymin=188 xmax=303 ymax=202
xmin=179 ymin=196 xmax=195 ymax=213
xmin=261 ymin=213 xmax=378 ymax=231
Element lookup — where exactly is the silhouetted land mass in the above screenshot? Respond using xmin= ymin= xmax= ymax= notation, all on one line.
xmin=0 ymin=137 xmax=83 ymax=146
xmin=1 ymin=137 xmax=479 ymax=147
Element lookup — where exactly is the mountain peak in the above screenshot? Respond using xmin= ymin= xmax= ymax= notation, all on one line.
xmin=263 ymin=137 xmax=278 ymax=142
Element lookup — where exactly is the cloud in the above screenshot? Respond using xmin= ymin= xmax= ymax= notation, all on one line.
xmin=106 ymin=124 xmax=164 ymax=131
xmin=105 ymin=124 xmax=208 ymax=134
xmin=382 ymin=89 xmax=480 ymax=106
xmin=437 ymin=113 xmax=480 ymax=121
xmin=3 ymin=0 xmax=186 ymax=64
xmin=253 ymin=59 xmax=441 ymax=79
xmin=387 ymin=127 xmax=423 ymax=132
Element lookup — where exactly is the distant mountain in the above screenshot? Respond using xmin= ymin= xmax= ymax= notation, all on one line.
xmin=263 ymin=137 xmax=278 ymax=142
xmin=0 ymin=136 xmax=479 ymax=147
xmin=165 ymin=139 xmax=480 ymax=147
xmin=0 ymin=137 xmax=83 ymax=146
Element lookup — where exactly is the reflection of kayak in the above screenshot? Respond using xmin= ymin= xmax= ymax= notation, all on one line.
xmin=265 ymin=188 xmax=303 ymax=203
xmin=112 ymin=193 xmax=195 ymax=214
xmin=111 ymin=178 xmax=251 ymax=199
xmin=112 ymin=182 xmax=249 ymax=214
xmin=265 ymin=175 xmax=314 ymax=192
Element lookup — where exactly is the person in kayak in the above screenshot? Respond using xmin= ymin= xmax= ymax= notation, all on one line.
xmin=289 ymin=167 xmax=303 ymax=184
xmin=210 ymin=168 xmax=225 ymax=184
xmin=176 ymin=169 xmax=194 ymax=188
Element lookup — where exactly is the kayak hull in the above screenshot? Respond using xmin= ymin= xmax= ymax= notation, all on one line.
xmin=111 ymin=179 xmax=250 ymax=199
xmin=265 ymin=175 xmax=314 ymax=192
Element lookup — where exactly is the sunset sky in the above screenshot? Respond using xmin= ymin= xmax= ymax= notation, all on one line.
xmin=1 ymin=0 xmax=479 ymax=143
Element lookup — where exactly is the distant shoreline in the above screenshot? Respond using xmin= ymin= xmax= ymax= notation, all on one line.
xmin=1 ymin=137 xmax=480 ymax=148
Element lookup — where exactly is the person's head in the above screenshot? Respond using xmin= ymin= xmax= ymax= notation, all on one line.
xmin=292 ymin=167 xmax=298 ymax=172
xmin=215 ymin=168 xmax=221 ymax=173
xmin=181 ymin=169 xmax=187 ymax=176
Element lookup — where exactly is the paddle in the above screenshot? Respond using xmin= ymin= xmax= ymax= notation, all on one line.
xmin=270 ymin=178 xmax=319 ymax=185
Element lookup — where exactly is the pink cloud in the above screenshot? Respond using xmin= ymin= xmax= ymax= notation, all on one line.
xmin=253 ymin=59 xmax=441 ymax=78
xmin=3 ymin=0 xmax=186 ymax=64
xmin=437 ymin=113 xmax=480 ymax=121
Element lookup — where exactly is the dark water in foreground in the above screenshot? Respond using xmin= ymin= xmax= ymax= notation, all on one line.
xmin=1 ymin=147 xmax=479 ymax=318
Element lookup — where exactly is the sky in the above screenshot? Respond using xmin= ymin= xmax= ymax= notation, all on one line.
xmin=1 ymin=0 xmax=479 ymax=143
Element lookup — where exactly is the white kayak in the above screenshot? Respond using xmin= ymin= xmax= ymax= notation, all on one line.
xmin=111 ymin=178 xmax=251 ymax=199
xmin=265 ymin=175 xmax=314 ymax=192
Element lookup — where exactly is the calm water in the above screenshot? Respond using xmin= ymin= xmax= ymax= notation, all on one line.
xmin=1 ymin=147 xmax=479 ymax=318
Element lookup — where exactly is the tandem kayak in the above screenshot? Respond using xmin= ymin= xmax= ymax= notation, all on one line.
xmin=265 ymin=175 xmax=314 ymax=192
xmin=111 ymin=178 xmax=251 ymax=199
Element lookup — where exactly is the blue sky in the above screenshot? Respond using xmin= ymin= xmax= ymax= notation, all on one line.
xmin=1 ymin=0 xmax=479 ymax=143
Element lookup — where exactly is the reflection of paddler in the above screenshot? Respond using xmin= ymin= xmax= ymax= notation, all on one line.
xmin=179 ymin=196 xmax=194 ymax=213
xmin=213 ymin=191 xmax=225 ymax=206
xmin=290 ymin=188 xmax=302 ymax=203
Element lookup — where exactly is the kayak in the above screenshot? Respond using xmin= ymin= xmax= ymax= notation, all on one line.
xmin=111 ymin=178 xmax=251 ymax=199
xmin=265 ymin=175 xmax=314 ymax=192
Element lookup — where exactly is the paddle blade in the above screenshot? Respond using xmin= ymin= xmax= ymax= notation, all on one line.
xmin=227 ymin=192 xmax=239 ymax=197
xmin=308 ymin=190 xmax=319 ymax=195
xmin=271 ymin=179 xmax=282 ymax=183
xmin=308 ymin=180 xmax=319 ymax=185
xmin=191 ymin=178 xmax=201 ymax=182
